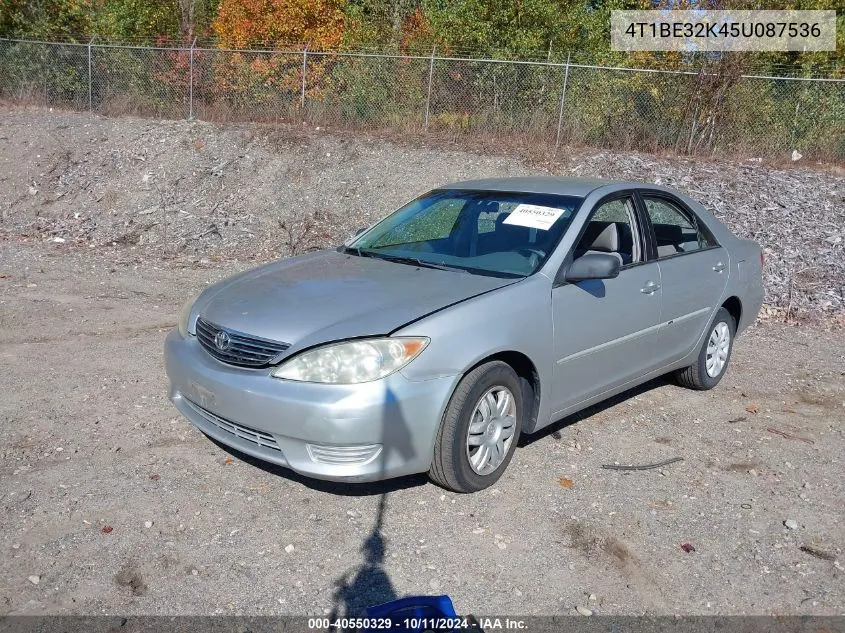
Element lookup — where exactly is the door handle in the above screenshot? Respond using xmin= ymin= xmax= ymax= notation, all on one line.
xmin=640 ymin=281 xmax=660 ymax=294
xmin=713 ymin=262 xmax=726 ymax=273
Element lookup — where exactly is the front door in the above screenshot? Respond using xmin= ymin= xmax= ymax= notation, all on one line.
xmin=551 ymin=194 xmax=663 ymax=415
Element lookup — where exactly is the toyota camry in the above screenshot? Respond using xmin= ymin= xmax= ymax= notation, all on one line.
xmin=164 ymin=177 xmax=764 ymax=493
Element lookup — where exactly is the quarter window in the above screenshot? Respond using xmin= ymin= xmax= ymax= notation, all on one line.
xmin=643 ymin=197 xmax=715 ymax=257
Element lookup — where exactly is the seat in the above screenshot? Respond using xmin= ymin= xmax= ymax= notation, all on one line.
xmin=617 ymin=222 xmax=635 ymax=262
xmin=496 ymin=213 xmax=531 ymax=244
xmin=653 ymin=223 xmax=684 ymax=257
xmin=575 ymin=222 xmax=632 ymax=265
xmin=481 ymin=213 xmax=531 ymax=253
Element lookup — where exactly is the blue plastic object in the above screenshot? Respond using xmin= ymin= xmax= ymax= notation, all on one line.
xmin=364 ymin=595 xmax=469 ymax=632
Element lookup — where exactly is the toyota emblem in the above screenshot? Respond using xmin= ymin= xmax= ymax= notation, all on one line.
xmin=214 ymin=330 xmax=231 ymax=351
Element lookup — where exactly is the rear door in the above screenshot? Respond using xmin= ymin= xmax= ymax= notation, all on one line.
xmin=638 ymin=192 xmax=729 ymax=365
xmin=551 ymin=193 xmax=663 ymax=414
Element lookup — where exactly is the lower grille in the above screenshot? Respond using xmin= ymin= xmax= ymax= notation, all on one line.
xmin=195 ymin=317 xmax=289 ymax=368
xmin=183 ymin=398 xmax=281 ymax=452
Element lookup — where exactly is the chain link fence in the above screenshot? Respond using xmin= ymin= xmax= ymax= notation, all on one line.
xmin=1 ymin=38 xmax=843 ymax=161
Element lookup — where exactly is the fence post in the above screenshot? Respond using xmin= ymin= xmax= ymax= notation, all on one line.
xmin=188 ymin=36 xmax=197 ymax=120
xmin=554 ymin=52 xmax=571 ymax=154
xmin=424 ymin=45 xmax=436 ymax=130
xmin=87 ymin=35 xmax=96 ymax=112
xmin=301 ymin=44 xmax=309 ymax=112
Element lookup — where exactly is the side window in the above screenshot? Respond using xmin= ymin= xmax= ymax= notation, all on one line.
xmin=644 ymin=197 xmax=713 ymax=257
xmin=372 ymin=199 xmax=464 ymax=247
xmin=574 ymin=196 xmax=641 ymax=266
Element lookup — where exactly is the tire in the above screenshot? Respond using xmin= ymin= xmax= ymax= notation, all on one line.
xmin=675 ymin=307 xmax=736 ymax=391
xmin=429 ymin=361 xmax=523 ymax=493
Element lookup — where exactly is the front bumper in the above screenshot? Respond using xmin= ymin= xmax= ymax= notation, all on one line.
xmin=164 ymin=330 xmax=457 ymax=482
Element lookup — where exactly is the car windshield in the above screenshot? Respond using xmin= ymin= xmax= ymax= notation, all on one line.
xmin=345 ymin=189 xmax=582 ymax=278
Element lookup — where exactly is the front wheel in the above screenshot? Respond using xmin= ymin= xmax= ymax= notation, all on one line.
xmin=675 ymin=307 xmax=736 ymax=390
xmin=429 ymin=361 xmax=522 ymax=493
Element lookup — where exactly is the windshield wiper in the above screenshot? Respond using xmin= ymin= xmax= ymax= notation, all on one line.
xmin=342 ymin=246 xmax=469 ymax=273
xmin=340 ymin=245 xmax=366 ymax=257
xmin=365 ymin=252 xmax=464 ymax=272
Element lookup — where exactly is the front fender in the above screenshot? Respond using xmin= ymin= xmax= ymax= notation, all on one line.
xmin=395 ymin=274 xmax=554 ymax=432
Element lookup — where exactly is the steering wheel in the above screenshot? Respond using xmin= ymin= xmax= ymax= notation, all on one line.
xmin=516 ymin=248 xmax=545 ymax=268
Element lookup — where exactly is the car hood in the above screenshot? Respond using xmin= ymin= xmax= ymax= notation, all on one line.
xmin=194 ymin=250 xmax=518 ymax=350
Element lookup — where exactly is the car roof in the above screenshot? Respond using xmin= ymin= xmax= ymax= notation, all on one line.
xmin=438 ymin=176 xmax=645 ymax=198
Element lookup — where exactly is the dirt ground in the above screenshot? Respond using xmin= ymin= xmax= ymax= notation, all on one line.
xmin=1 ymin=241 xmax=843 ymax=617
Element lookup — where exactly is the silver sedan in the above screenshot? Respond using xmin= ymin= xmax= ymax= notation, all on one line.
xmin=165 ymin=177 xmax=764 ymax=492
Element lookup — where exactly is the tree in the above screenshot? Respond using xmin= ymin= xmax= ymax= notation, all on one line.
xmin=422 ymin=0 xmax=647 ymax=60
xmin=213 ymin=0 xmax=348 ymax=49
xmin=0 ymin=0 xmax=93 ymax=40
xmin=91 ymin=0 xmax=180 ymax=41
xmin=343 ymin=0 xmax=422 ymax=49
xmin=177 ymin=0 xmax=221 ymax=41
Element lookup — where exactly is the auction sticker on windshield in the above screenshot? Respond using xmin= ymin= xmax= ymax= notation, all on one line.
xmin=502 ymin=204 xmax=566 ymax=230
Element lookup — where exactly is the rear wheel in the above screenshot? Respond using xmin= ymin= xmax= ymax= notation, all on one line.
xmin=675 ymin=307 xmax=736 ymax=390
xmin=430 ymin=361 xmax=522 ymax=493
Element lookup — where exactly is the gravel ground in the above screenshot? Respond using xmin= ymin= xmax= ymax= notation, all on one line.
xmin=1 ymin=242 xmax=843 ymax=617
xmin=1 ymin=105 xmax=843 ymax=320
xmin=1 ymin=107 xmax=844 ymax=618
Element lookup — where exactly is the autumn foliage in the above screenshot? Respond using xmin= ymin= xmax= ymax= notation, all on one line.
xmin=212 ymin=0 xmax=347 ymax=49
xmin=399 ymin=7 xmax=437 ymax=54
xmin=207 ymin=0 xmax=348 ymax=116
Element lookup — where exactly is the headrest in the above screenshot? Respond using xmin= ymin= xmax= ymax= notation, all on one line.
xmin=479 ymin=201 xmax=500 ymax=215
xmin=590 ymin=223 xmax=619 ymax=252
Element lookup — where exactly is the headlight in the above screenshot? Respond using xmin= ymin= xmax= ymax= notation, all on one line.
xmin=177 ymin=291 xmax=201 ymax=337
xmin=272 ymin=337 xmax=429 ymax=384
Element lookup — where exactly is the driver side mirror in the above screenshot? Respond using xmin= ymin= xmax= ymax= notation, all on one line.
xmin=563 ymin=253 xmax=621 ymax=283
